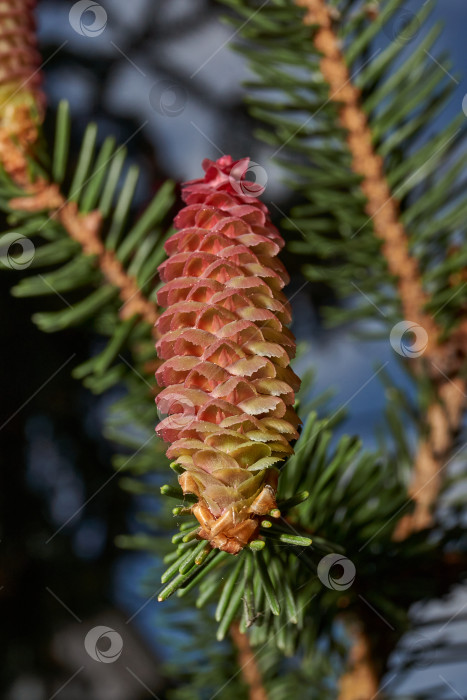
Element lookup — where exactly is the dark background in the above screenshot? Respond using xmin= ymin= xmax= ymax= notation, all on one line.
xmin=1 ymin=1 xmax=466 ymax=698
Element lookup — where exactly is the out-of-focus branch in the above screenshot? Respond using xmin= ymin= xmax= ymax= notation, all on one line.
xmin=337 ymin=620 xmax=379 ymax=700
xmin=230 ymin=623 xmax=269 ymax=700
xmin=395 ymin=375 xmax=466 ymax=538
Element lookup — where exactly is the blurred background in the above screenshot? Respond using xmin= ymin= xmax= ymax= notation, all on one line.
xmin=1 ymin=0 xmax=466 ymax=698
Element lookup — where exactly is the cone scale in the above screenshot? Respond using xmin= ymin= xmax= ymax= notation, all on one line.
xmin=155 ymin=157 xmax=301 ymax=554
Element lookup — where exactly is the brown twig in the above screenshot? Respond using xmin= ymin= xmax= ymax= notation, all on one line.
xmin=295 ymin=0 xmax=466 ymax=696
xmin=230 ymin=622 xmax=269 ymax=700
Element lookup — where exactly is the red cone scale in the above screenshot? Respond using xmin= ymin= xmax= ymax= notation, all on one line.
xmin=155 ymin=156 xmax=301 ymax=553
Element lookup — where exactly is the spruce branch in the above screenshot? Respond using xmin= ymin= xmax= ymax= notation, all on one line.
xmin=0 ymin=1 xmax=174 ymax=393
xmin=291 ymin=0 xmax=466 ymax=695
xmin=0 ymin=4 xmax=171 ymax=342
xmin=293 ymin=0 xmax=466 ymax=536
xmin=296 ymin=0 xmax=439 ymax=342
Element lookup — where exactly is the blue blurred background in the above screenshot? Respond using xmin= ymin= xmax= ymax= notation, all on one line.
xmin=0 ymin=1 xmax=466 ymax=698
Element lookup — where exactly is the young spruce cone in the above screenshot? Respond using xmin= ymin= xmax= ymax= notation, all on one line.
xmin=0 ymin=0 xmax=44 ymax=184
xmin=155 ymin=157 xmax=301 ymax=554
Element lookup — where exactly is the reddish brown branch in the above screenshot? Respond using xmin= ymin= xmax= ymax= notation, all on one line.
xmin=230 ymin=623 xmax=269 ymax=700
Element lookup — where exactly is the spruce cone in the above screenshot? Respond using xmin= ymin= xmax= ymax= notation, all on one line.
xmin=0 ymin=0 xmax=44 ymax=184
xmin=155 ymin=156 xmax=301 ymax=554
